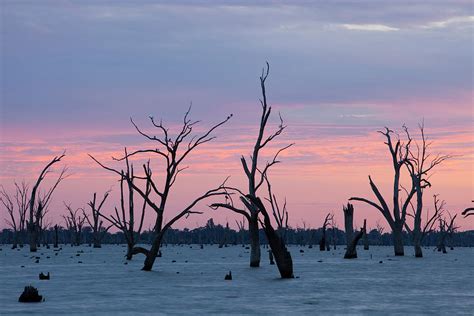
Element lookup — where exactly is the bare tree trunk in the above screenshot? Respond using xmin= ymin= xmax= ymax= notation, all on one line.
xmin=319 ymin=234 xmax=325 ymax=251
xmin=93 ymin=236 xmax=101 ymax=248
xmin=10 ymin=231 xmax=18 ymax=249
xmin=250 ymin=196 xmax=293 ymax=278
xmin=142 ymin=234 xmax=161 ymax=271
xmin=344 ymin=224 xmax=365 ymax=259
xmin=53 ymin=225 xmax=59 ymax=248
xmin=363 ymin=230 xmax=369 ymax=250
xmin=343 ymin=205 xmax=366 ymax=259
xmin=249 ymin=215 xmax=261 ymax=267
xmin=126 ymin=244 xmax=134 ymax=260
xmin=392 ymin=225 xmax=404 ymax=256
xmin=28 ymin=223 xmax=38 ymax=252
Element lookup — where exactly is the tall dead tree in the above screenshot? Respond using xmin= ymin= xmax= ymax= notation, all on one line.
xmin=63 ymin=204 xmax=86 ymax=246
xmin=319 ymin=213 xmax=333 ymax=251
xmin=91 ymin=107 xmax=231 ymax=271
xmin=211 ymin=62 xmax=292 ymax=268
xmin=1 ymin=182 xmax=30 ymax=248
xmin=403 ymin=123 xmax=450 ymax=257
xmin=84 ymin=192 xmax=112 ymax=248
xmin=343 ymin=203 xmax=366 ymax=259
xmin=28 ymin=154 xmax=67 ymax=252
xmin=350 ymin=127 xmax=415 ymax=256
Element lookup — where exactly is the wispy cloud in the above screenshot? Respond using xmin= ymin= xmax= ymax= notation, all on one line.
xmin=340 ymin=24 xmax=399 ymax=32
xmin=421 ymin=15 xmax=474 ymax=29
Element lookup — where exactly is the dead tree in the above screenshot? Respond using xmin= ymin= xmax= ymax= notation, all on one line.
xmin=211 ymin=62 xmax=292 ymax=268
xmin=28 ymin=154 xmax=67 ymax=252
xmin=91 ymin=107 xmax=231 ymax=271
xmin=403 ymin=123 xmax=450 ymax=257
xmin=350 ymin=127 xmax=415 ymax=256
xmin=405 ymin=194 xmax=443 ymax=257
xmin=363 ymin=224 xmax=369 ymax=250
xmin=53 ymin=224 xmax=59 ymax=248
xmin=1 ymin=182 xmax=30 ymax=248
xmin=319 ymin=213 xmax=334 ymax=251
xmin=375 ymin=220 xmax=385 ymax=245
xmin=235 ymin=217 xmax=246 ymax=245
xmin=63 ymin=204 xmax=86 ymax=246
xmin=247 ymin=195 xmax=293 ymax=278
xmin=332 ymin=220 xmax=338 ymax=250
xmin=1 ymin=186 xmax=19 ymax=249
xmin=343 ymin=203 xmax=366 ymax=259
xmin=84 ymin=192 xmax=112 ymax=248
xmin=95 ymin=150 xmax=149 ymax=259
xmin=437 ymin=212 xmax=458 ymax=253
xmin=264 ymin=173 xmax=289 ymax=243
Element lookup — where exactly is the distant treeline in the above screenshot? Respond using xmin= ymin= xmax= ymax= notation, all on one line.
xmin=1 ymin=218 xmax=473 ymax=247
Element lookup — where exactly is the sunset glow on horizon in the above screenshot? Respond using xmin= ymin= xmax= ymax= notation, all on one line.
xmin=1 ymin=1 xmax=473 ymax=231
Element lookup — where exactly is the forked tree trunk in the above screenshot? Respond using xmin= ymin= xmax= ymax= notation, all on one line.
xmin=249 ymin=215 xmax=261 ymax=267
xmin=251 ymin=196 xmax=293 ymax=278
xmin=142 ymin=234 xmax=162 ymax=271
xmin=437 ymin=236 xmax=447 ymax=253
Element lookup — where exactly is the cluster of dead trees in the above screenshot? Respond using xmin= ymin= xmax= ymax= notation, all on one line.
xmin=1 ymin=63 xmax=471 ymax=279
xmin=349 ymin=123 xmax=462 ymax=258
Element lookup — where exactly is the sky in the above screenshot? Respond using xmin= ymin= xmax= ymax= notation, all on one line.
xmin=0 ymin=0 xmax=473 ymax=231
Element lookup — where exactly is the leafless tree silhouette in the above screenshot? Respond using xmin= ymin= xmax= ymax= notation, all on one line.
xmin=90 ymin=107 xmax=231 ymax=271
xmin=350 ymin=127 xmax=414 ymax=256
xmin=63 ymin=203 xmax=86 ymax=246
xmin=319 ymin=213 xmax=334 ymax=251
xmin=211 ymin=62 xmax=292 ymax=268
xmin=93 ymin=149 xmax=150 ymax=259
xmin=264 ymin=173 xmax=289 ymax=242
xmin=437 ymin=211 xmax=458 ymax=253
xmin=84 ymin=192 xmax=112 ymax=248
xmin=403 ymin=123 xmax=450 ymax=257
xmin=28 ymin=153 xmax=67 ymax=252
xmin=1 ymin=182 xmax=29 ymax=249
